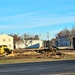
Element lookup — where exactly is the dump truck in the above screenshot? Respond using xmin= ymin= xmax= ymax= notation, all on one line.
xmin=0 ymin=45 xmax=12 ymax=56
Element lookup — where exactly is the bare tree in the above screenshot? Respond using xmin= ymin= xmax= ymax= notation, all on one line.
xmin=71 ymin=26 xmax=75 ymax=36
xmin=21 ymin=33 xmax=30 ymax=48
xmin=70 ymin=26 xmax=75 ymax=47
xmin=34 ymin=35 xmax=39 ymax=40
xmin=56 ymin=26 xmax=75 ymax=48
xmin=21 ymin=33 xmax=35 ymax=48
xmin=51 ymin=38 xmax=56 ymax=46
xmin=60 ymin=28 xmax=70 ymax=36
xmin=9 ymin=34 xmax=21 ymax=49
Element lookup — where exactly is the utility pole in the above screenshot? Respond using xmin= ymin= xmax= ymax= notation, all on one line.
xmin=45 ymin=32 xmax=50 ymax=58
xmin=47 ymin=32 xmax=49 ymax=48
xmin=47 ymin=32 xmax=49 ymax=41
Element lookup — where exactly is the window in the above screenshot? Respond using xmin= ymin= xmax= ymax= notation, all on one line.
xmin=66 ymin=43 xmax=67 ymax=46
xmin=3 ymin=39 xmax=5 ymax=41
xmin=8 ymin=39 xmax=11 ymax=41
xmin=9 ymin=44 xmax=11 ymax=47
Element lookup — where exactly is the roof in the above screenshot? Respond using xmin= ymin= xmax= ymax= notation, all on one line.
xmin=0 ymin=34 xmax=13 ymax=38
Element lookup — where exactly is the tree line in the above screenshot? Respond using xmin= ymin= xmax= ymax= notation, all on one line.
xmin=56 ymin=26 xmax=75 ymax=47
xmin=9 ymin=33 xmax=40 ymax=48
xmin=56 ymin=26 xmax=75 ymax=37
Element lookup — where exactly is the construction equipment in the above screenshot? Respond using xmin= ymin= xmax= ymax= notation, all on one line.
xmin=0 ymin=45 xmax=12 ymax=56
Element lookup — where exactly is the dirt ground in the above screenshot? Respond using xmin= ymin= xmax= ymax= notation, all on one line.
xmin=0 ymin=49 xmax=75 ymax=64
xmin=1 ymin=49 xmax=75 ymax=59
xmin=60 ymin=49 xmax=75 ymax=55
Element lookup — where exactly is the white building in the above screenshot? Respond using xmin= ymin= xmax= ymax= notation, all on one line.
xmin=15 ymin=40 xmax=43 ymax=49
xmin=56 ymin=36 xmax=71 ymax=49
xmin=0 ymin=34 xmax=14 ymax=50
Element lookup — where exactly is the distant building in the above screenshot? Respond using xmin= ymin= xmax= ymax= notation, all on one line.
xmin=56 ymin=36 xmax=71 ymax=49
xmin=0 ymin=34 xmax=14 ymax=50
xmin=15 ymin=40 xmax=43 ymax=49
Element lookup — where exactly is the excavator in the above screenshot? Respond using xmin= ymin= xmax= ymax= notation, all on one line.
xmin=0 ymin=45 xmax=12 ymax=56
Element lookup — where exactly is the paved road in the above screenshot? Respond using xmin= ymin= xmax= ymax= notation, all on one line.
xmin=0 ymin=60 xmax=75 ymax=75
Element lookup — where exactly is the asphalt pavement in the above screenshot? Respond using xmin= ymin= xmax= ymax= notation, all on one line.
xmin=0 ymin=60 xmax=75 ymax=75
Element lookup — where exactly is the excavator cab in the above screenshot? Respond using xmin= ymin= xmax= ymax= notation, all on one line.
xmin=0 ymin=45 xmax=12 ymax=55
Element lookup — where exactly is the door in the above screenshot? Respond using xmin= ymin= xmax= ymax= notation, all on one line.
xmin=73 ymin=37 xmax=75 ymax=49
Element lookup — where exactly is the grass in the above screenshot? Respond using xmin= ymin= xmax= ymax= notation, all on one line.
xmin=0 ymin=54 xmax=62 ymax=64
xmin=0 ymin=55 xmax=75 ymax=64
xmin=0 ymin=57 xmax=55 ymax=64
xmin=0 ymin=51 xmax=75 ymax=65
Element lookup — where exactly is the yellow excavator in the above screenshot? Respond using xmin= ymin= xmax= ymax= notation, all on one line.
xmin=0 ymin=45 xmax=12 ymax=56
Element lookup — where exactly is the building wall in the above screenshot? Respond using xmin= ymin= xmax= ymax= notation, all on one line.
xmin=16 ymin=40 xmax=43 ymax=49
xmin=0 ymin=34 xmax=14 ymax=50
xmin=56 ymin=36 xmax=71 ymax=49
xmin=57 ymin=37 xmax=70 ymax=47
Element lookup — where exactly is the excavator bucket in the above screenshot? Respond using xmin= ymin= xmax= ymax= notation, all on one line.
xmin=4 ymin=48 xmax=12 ymax=55
xmin=0 ymin=45 xmax=12 ymax=56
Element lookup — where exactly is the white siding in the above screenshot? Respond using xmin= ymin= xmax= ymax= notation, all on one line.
xmin=56 ymin=36 xmax=71 ymax=49
xmin=16 ymin=40 xmax=43 ymax=49
xmin=0 ymin=34 xmax=14 ymax=50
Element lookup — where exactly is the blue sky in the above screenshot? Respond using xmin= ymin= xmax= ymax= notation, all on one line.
xmin=0 ymin=0 xmax=75 ymax=40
